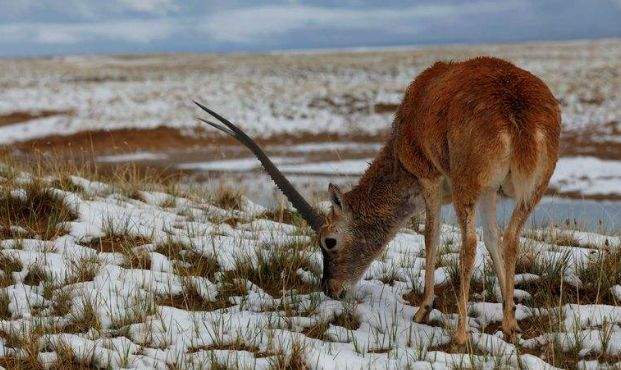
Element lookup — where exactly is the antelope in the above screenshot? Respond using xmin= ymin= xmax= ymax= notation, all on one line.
xmin=195 ymin=56 xmax=560 ymax=344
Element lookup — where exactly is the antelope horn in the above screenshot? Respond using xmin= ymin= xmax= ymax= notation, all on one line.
xmin=194 ymin=101 xmax=324 ymax=232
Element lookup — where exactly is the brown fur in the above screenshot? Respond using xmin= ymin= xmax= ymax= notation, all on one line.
xmin=319 ymin=57 xmax=560 ymax=344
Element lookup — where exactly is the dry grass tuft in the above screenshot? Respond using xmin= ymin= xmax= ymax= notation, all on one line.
xmin=0 ymin=181 xmax=77 ymax=240
xmin=259 ymin=204 xmax=307 ymax=228
xmin=94 ymin=163 xmax=184 ymax=200
xmin=23 ymin=264 xmax=49 ymax=286
xmin=82 ymin=233 xmax=151 ymax=253
xmin=63 ymin=299 xmax=102 ymax=334
xmin=51 ymin=341 xmax=94 ymax=369
xmin=0 ymin=254 xmax=23 ymax=287
xmin=157 ymin=280 xmax=233 ymax=312
xmin=0 ymin=328 xmax=47 ymax=370
xmin=155 ymin=240 xmax=186 ymax=261
xmin=66 ymin=257 xmax=100 ymax=285
xmin=213 ymin=186 xmax=244 ymax=210
xmin=575 ymin=248 xmax=621 ymax=305
xmin=523 ymin=228 xmax=603 ymax=249
xmin=332 ymin=310 xmax=361 ymax=331
xmin=122 ymin=250 xmax=152 ymax=270
xmin=514 ymin=250 xmax=621 ymax=307
xmin=302 ymin=308 xmax=360 ymax=341
xmin=173 ymin=251 xmax=220 ymax=281
xmin=0 ymin=356 xmax=45 ymax=370
xmin=189 ymin=339 xmax=274 ymax=357
xmin=49 ymin=175 xmax=85 ymax=194
xmin=0 ymin=291 xmax=10 ymax=320
xmin=403 ymin=283 xmax=461 ymax=319
xmin=223 ymin=245 xmax=317 ymax=298
xmin=302 ymin=321 xmax=330 ymax=340
xmin=52 ymin=289 xmax=73 ymax=317
xmin=268 ymin=341 xmax=308 ymax=370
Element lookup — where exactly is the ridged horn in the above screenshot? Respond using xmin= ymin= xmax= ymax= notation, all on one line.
xmin=194 ymin=101 xmax=324 ymax=232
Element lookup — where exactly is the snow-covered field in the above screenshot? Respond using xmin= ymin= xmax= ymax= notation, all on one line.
xmin=3 ymin=39 xmax=619 ymax=200
xmin=0 ymin=166 xmax=619 ymax=369
xmin=1 ymin=39 xmax=619 ymax=142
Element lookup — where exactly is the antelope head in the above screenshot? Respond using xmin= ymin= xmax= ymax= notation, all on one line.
xmin=195 ymin=102 xmax=417 ymax=299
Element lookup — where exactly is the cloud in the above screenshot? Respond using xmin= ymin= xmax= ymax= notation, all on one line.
xmin=117 ymin=0 xmax=180 ymax=15
xmin=0 ymin=1 xmax=526 ymax=47
xmin=0 ymin=1 xmax=618 ymax=56
xmin=200 ymin=2 xmax=526 ymax=43
xmin=0 ymin=18 xmax=178 ymax=45
xmin=0 ymin=0 xmax=182 ymax=21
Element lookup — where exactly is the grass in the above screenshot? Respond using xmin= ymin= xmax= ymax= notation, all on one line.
xmin=155 ymin=240 xmax=243 ymax=311
xmin=49 ymin=175 xmax=85 ymax=195
xmin=66 ymin=256 xmax=100 ymax=285
xmin=188 ymin=339 xmax=274 ymax=358
xmin=0 ymin=156 xmax=619 ymax=369
xmin=0 ymin=291 xmax=10 ymax=319
xmin=51 ymin=289 xmax=73 ymax=317
xmin=268 ymin=340 xmax=308 ymax=370
xmin=171 ymin=251 xmax=221 ymax=281
xmin=221 ymin=243 xmax=317 ymax=298
xmin=259 ymin=203 xmax=310 ymax=231
xmin=157 ymin=279 xmax=234 ymax=312
xmin=155 ymin=240 xmax=186 ymax=261
xmin=50 ymin=341 xmax=94 ymax=369
xmin=0 ymin=180 xmax=77 ymax=240
xmin=213 ymin=185 xmax=244 ymax=210
xmin=514 ymin=243 xmax=621 ymax=307
xmin=82 ymin=233 xmax=151 ymax=253
xmin=122 ymin=250 xmax=152 ymax=270
xmin=0 ymin=254 xmax=23 ymax=287
xmin=302 ymin=308 xmax=361 ymax=341
xmin=575 ymin=247 xmax=621 ymax=305
xmin=23 ymin=264 xmax=48 ymax=286
xmin=63 ymin=298 xmax=102 ymax=334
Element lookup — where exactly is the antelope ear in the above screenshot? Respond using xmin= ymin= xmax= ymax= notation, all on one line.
xmin=328 ymin=183 xmax=345 ymax=212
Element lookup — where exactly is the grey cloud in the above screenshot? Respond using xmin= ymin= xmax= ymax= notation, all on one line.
xmin=0 ymin=0 xmax=619 ymax=57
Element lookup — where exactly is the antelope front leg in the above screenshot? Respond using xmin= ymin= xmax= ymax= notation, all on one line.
xmin=454 ymin=201 xmax=477 ymax=345
xmin=414 ymin=181 xmax=441 ymax=323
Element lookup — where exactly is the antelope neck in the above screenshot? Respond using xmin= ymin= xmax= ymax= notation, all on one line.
xmin=344 ymin=141 xmax=420 ymax=249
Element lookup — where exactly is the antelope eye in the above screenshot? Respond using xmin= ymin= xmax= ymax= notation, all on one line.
xmin=324 ymin=238 xmax=337 ymax=250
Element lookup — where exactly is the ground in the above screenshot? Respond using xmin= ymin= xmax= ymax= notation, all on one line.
xmin=1 ymin=39 xmax=620 ymax=201
xmin=0 ymin=162 xmax=618 ymax=369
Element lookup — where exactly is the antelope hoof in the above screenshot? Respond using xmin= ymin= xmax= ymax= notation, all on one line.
xmin=413 ymin=304 xmax=432 ymax=323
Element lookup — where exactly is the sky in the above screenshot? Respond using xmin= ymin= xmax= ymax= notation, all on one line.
xmin=1 ymin=0 xmax=620 ymax=57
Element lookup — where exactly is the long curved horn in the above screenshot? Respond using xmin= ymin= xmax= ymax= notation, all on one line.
xmin=194 ymin=101 xmax=324 ymax=232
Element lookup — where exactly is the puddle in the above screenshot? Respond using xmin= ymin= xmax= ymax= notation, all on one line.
xmin=91 ymin=141 xmax=621 ymax=232
xmin=184 ymin=171 xmax=620 ymax=232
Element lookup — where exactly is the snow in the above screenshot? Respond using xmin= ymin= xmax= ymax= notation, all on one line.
xmin=97 ymin=152 xmax=168 ymax=163
xmin=1 ymin=39 xmax=620 ymax=202
xmin=271 ymin=142 xmax=383 ymax=153
xmin=0 ymin=171 xmax=619 ymax=368
xmin=0 ymin=39 xmax=619 ymax=147
xmin=177 ymin=157 xmax=305 ymax=172
xmin=278 ymin=159 xmax=373 ymax=175
xmin=550 ymin=156 xmax=621 ymax=197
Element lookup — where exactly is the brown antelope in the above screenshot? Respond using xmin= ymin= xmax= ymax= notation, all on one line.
xmin=195 ymin=56 xmax=560 ymax=344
